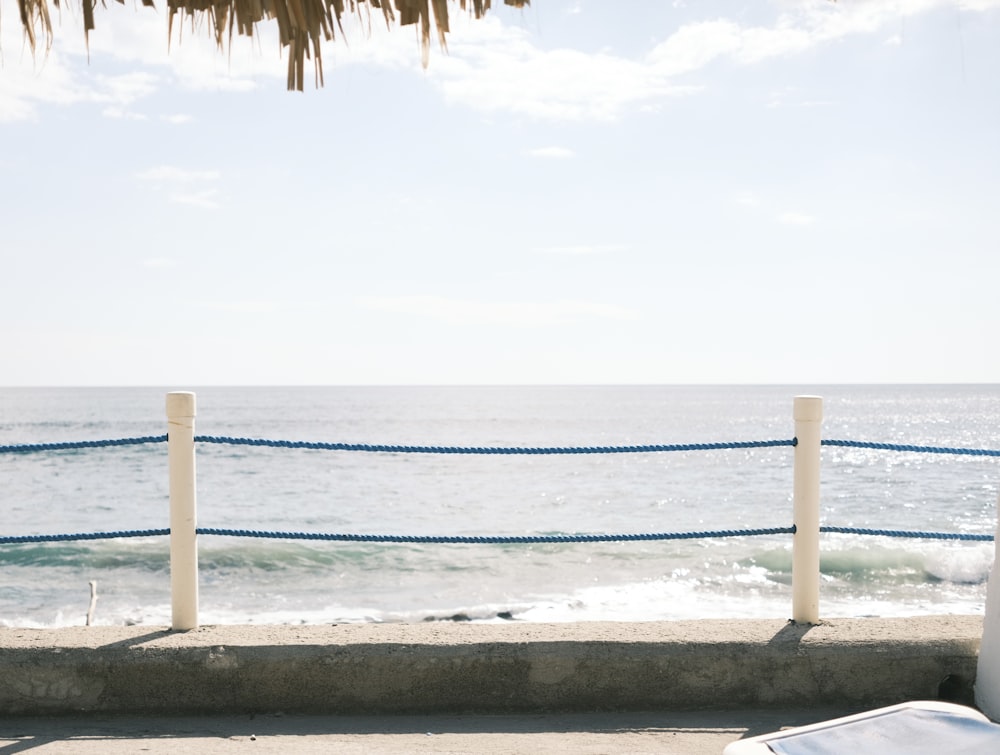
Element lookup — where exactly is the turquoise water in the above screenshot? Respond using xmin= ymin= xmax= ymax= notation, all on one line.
xmin=0 ymin=385 xmax=997 ymax=627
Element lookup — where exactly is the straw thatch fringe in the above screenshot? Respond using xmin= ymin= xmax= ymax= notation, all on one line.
xmin=14 ymin=0 xmax=528 ymax=90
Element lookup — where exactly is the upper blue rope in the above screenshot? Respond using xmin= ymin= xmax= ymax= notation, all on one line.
xmin=822 ymin=439 xmax=1000 ymax=457
xmin=0 ymin=435 xmax=168 ymax=454
xmin=4 ymin=435 xmax=997 ymax=457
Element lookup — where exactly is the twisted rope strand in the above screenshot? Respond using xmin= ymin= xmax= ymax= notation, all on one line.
xmin=822 ymin=439 xmax=1000 ymax=457
xmin=5 ymin=435 xmax=998 ymax=457
xmin=820 ymin=525 xmax=994 ymax=542
xmin=0 ymin=528 xmax=170 ymax=544
xmin=193 ymin=436 xmax=796 ymax=454
xmin=0 ymin=435 xmax=168 ymax=454
xmin=194 ymin=526 xmax=796 ymax=543
xmin=4 ymin=525 xmax=993 ymax=545
xmin=7 ymin=435 xmax=1000 ymax=457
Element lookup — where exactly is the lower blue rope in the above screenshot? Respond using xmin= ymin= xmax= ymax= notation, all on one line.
xmin=1 ymin=526 xmax=992 ymax=546
xmin=0 ymin=529 xmax=170 ymax=544
xmin=194 ymin=526 xmax=794 ymax=543
xmin=822 ymin=439 xmax=1000 ymax=457
xmin=0 ymin=527 xmax=793 ymax=545
xmin=821 ymin=526 xmax=994 ymax=542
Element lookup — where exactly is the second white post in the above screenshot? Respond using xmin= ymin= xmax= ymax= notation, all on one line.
xmin=792 ymin=395 xmax=822 ymax=624
xmin=167 ymin=391 xmax=199 ymax=630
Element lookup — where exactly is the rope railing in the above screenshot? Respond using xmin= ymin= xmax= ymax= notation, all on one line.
xmin=194 ymin=526 xmax=796 ymax=543
xmin=4 ymin=435 xmax=998 ymax=458
xmin=0 ymin=529 xmax=170 ymax=545
xmin=823 ymin=439 xmax=1000 ymax=457
xmin=2 ymin=392 xmax=997 ymax=628
xmin=819 ymin=526 xmax=994 ymax=542
xmin=0 ymin=435 xmax=167 ymax=454
xmin=193 ymin=436 xmax=797 ymax=454
xmin=3 ymin=525 xmax=992 ymax=547
xmin=2 ymin=435 xmax=995 ymax=548
xmin=0 ymin=435 xmax=796 ymax=455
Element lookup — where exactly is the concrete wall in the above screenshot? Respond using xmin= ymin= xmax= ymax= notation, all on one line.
xmin=0 ymin=616 xmax=983 ymax=716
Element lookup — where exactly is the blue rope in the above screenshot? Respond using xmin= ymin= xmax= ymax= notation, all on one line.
xmin=193 ymin=436 xmax=796 ymax=455
xmin=3 ymin=434 xmax=998 ymax=459
xmin=822 ymin=439 xmax=1000 ymax=457
xmin=4 ymin=435 xmax=998 ymax=458
xmin=0 ymin=528 xmax=170 ymax=544
xmin=0 ymin=436 xmax=168 ymax=454
xmin=821 ymin=525 xmax=994 ymax=542
xmin=194 ymin=526 xmax=795 ymax=543
xmin=4 ymin=525 xmax=992 ymax=546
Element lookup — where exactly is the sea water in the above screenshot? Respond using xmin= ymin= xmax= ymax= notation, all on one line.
xmin=0 ymin=385 xmax=997 ymax=628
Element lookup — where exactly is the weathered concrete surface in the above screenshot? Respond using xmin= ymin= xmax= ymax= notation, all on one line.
xmin=0 ymin=709 xmax=859 ymax=754
xmin=0 ymin=616 xmax=983 ymax=716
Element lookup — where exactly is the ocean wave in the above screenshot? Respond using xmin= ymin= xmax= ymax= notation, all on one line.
xmin=745 ymin=541 xmax=994 ymax=585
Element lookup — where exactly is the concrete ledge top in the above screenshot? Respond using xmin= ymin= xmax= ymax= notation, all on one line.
xmin=0 ymin=614 xmax=985 ymax=650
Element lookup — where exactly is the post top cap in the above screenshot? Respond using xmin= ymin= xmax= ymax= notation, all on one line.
xmin=166 ymin=391 xmax=196 ymax=417
xmin=793 ymin=395 xmax=823 ymax=421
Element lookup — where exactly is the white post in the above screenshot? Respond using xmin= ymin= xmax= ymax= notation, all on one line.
xmin=975 ymin=494 xmax=1000 ymax=720
xmin=792 ymin=395 xmax=822 ymax=624
xmin=167 ymin=391 xmax=199 ymax=630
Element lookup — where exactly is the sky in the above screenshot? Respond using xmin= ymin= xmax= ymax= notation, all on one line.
xmin=1 ymin=0 xmax=998 ymax=386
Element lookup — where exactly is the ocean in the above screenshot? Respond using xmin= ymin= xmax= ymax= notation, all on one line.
xmin=0 ymin=385 xmax=997 ymax=628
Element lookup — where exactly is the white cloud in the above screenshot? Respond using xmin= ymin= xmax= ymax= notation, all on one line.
xmin=142 ymin=257 xmax=176 ymax=268
xmin=778 ymin=212 xmax=816 ymax=226
xmin=767 ymin=86 xmax=836 ymax=109
xmin=648 ymin=19 xmax=742 ymax=76
xmin=95 ymin=71 xmax=159 ymax=102
xmin=0 ymin=8 xmax=279 ymax=119
xmin=359 ymin=295 xmax=639 ymax=326
xmin=959 ymin=0 xmax=1000 ymax=9
xmin=648 ymin=1 xmax=1000 ymax=89
xmin=102 ymin=106 xmax=147 ymax=120
xmin=169 ymin=189 xmax=221 ymax=209
xmin=537 ymin=244 xmax=627 ymax=255
xmin=429 ymin=18 xmax=695 ymax=121
xmin=136 ymin=165 xmax=222 ymax=207
xmin=527 ymin=146 xmax=576 ymax=159
xmin=162 ymin=114 xmax=194 ymax=124
xmin=198 ymin=300 xmax=280 ymax=314
xmin=320 ymin=17 xmax=421 ymax=70
xmin=0 ymin=91 xmax=39 ymax=123
xmin=136 ymin=166 xmax=221 ymax=182
xmin=426 ymin=0 xmax=999 ymax=122
xmin=646 ymin=3 xmax=913 ymax=75
xmin=0 ymin=45 xmax=94 ymax=121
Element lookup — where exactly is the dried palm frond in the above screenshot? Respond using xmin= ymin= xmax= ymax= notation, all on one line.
xmin=13 ymin=0 xmax=529 ymax=90
xmin=17 ymin=0 xmax=55 ymax=51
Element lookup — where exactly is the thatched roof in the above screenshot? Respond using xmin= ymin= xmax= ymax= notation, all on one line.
xmin=15 ymin=0 xmax=528 ymax=90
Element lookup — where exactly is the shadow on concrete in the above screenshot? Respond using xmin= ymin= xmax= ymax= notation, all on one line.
xmin=96 ymin=630 xmax=175 ymax=651
xmin=766 ymin=620 xmax=820 ymax=648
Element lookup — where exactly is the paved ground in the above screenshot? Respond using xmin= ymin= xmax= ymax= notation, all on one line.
xmin=0 ymin=709 xmax=853 ymax=754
